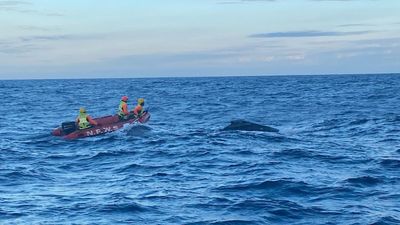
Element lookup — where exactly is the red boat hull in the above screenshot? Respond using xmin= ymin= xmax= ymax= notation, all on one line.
xmin=52 ymin=112 xmax=150 ymax=140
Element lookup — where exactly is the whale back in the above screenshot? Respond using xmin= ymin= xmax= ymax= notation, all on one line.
xmin=223 ymin=120 xmax=279 ymax=132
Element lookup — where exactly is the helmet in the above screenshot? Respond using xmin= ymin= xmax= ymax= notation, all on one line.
xmin=121 ymin=96 xmax=128 ymax=102
xmin=79 ymin=107 xmax=86 ymax=113
xmin=138 ymin=98 xmax=145 ymax=104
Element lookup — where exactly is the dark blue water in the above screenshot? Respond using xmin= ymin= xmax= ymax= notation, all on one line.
xmin=1 ymin=74 xmax=400 ymax=224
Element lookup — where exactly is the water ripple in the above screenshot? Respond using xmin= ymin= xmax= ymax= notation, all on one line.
xmin=1 ymin=75 xmax=400 ymax=224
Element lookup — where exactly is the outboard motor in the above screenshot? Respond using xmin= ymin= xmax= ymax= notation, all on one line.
xmin=61 ymin=121 xmax=77 ymax=135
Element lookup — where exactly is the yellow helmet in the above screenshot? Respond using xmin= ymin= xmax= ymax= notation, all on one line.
xmin=138 ymin=98 xmax=145 ymax=104
xmin=79 ymin=107 xmax=86 ymax=113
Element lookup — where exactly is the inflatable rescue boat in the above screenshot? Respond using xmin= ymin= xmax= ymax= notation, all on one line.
xmin=52 ymin=111 xmax=150 ymax=140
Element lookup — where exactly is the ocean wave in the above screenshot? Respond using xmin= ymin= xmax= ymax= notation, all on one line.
xmin=84 ymin=149 xmax=137 ymax=161
xmin=215 ymin=179 xmax=326 ymax=197
xmin=311 ymin=118 xmax=345 ymax=131
xmin=187 ymin=219 xmax=262 ymax=225
xmin=348 ymin=118 xmax=369 ymax=126
xmin=96 ymin=201 xmax=149 ymax=213
xmin=230 ymin=198 xmax=341 ymax=222
xmin=1 ymin=169 xmax=54 ymax=184
xmin=113 ymin=162 xmax=175 ymax=174
xmin=0 ymin=209 xmax=26 ymax=219
xmin=273 ymin=148 xmax=348 ymax=162
xmin=380 ymin=159 xmax=400 ymax=169
xmin=345 ymin=176 xmax=382 ymax=187
xmin=209 ymin=219 xmax=262 ymax=225
xmin=127 ymin=125 xmax=152 ymax=135
xmin=376 ymin=138 xmax=399 ymax=143
xmin=2 ymin=75 xmax=400 ymax=224
xmin=369 ymin=216 xmax=400 ymax=225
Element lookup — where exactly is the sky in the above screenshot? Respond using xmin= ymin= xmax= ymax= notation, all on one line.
xmin=0 ymin=0 xmax=399 ymax=79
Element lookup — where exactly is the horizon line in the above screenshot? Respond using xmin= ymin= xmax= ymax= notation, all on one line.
xmin=1 ymin=72 xmax=399 ymax=81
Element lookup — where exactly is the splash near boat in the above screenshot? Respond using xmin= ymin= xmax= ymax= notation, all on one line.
xmin=52 ymin=111 xmax=150 ymax=140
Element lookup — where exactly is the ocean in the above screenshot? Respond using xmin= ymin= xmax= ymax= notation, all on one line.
xmin=0 ymin=74 xmax=399 ymax=224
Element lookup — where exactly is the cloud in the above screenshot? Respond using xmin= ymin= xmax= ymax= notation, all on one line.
xmin=0 ymin=34 xmax=96 ymax=55
xmin=337 ymin=23 xmax=374 ymax=27
xmin=1 ymin=35 xmax=399 ymax=78
xmin=218 ymin=0 xmax=374 ymax=4
xmin=0 ymin=39 xmax=47 ymax=54
xmin=0 ymin=36 xmax=66 ymax=54
xmin=311 ymin=0 xmax=365 ymax=1
xmin=305 ymin=37 xmax=400 ymax=62
xmin=331 ymin=44 xmax=398 ymax=60
xmin=217 ymin=0 xmax=275 ymax=4
xmin=0 ymin=0 xmax=64 ymax=16
xmin=19 ymin=35 xmax=74 ymax=42
xmin=249 ymin=30 xmax=370 ymax=38
xmin=349 ymin=37 xmax=400 ymax=48
xmin=17 ymin=33 xmax=108 ymax=43
xmin=0 ymin=1 xmax=31 ymax=6
xmin=217 ymin=1 xmax=245 ymax=4
xmin=218 ymin=0 xmax=368 ymax=4
xmin=18 ymin=25 xmax=59 ymax=32
xmin=0 ymin=0 xmax=31 ymax=11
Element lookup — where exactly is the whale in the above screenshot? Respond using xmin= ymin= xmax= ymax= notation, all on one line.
xmin=222 ymin=120 xmax=279 ymax=133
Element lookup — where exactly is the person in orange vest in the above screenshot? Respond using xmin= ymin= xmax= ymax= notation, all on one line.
xmin=76 ymin=108 xmax=98 ymax=129
xmin=118 ymin=96 xmax=130 ymax=120
xmin=133 ymin=98 xmax=145 ymax=117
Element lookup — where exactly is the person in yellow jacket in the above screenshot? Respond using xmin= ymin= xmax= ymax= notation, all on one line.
xmin=118 ymin=96 xmax=130 ymax=120
xmin=133 ymin=98 xmax=145 ymax=117
xmin=76 ymin=108 xmax=98 ymax=130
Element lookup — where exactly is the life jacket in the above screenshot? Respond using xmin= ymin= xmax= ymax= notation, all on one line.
xmin=118 ymin=101 xmax=128 ymax=116
xmin=78 ymin=112 xmax=90 ymax=129
xmin=134 ymin=104 xmax=144 ymax=115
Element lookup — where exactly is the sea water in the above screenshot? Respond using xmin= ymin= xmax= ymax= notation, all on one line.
xmin=0 ymin=74 xmax=399 ymax=224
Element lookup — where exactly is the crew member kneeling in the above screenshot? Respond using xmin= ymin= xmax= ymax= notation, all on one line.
xmin=133 ymin=98 xmax=145 ymax=117
xmin=76 ymin=108 xmax=98 ymax=130
xmin=118 ymin=96 xmax=130 ymax=120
